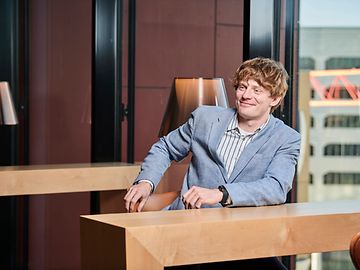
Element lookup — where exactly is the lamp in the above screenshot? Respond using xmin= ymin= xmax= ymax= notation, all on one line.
xmin=0 ymin=82 xmax=18 ymax=125
xmin=159 ymin=77 xmax=229 ymax=136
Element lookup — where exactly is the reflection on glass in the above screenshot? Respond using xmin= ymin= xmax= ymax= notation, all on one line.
xmin=298 ymin=0 xmax=360 ymax=269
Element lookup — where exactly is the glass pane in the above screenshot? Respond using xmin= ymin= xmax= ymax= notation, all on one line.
xmin=297 ymin=0 xmax=360 ymax=269
xmin=131 ymin=0 xmax=244 ymax=191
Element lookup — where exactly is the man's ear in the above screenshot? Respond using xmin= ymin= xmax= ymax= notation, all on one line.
xmin=270 ymin=96 xmax=282 ymax=107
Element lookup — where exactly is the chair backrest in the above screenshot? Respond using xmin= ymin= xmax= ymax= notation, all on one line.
xmin=350 ymin=232 xmax=360 ymax=270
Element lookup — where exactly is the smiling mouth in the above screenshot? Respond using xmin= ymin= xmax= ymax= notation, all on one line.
xmin=239 ymin=101 xmax=255 ymax=106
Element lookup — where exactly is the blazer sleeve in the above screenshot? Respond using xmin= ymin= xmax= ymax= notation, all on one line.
xmin=224 ymin=130 xmax=301 ymax=207
xmin=134 ymin=108 xmax=197 ymax=188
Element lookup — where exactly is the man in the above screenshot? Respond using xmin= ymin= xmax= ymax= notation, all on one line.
xmin=124 ymin=57 xmax=301 ymax=269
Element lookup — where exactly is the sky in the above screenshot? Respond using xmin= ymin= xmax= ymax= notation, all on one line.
xmin=299 ymin=0 xmax=360 ymax=27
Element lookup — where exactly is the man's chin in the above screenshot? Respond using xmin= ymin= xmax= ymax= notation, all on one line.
xmin=236 ymin=110 xmax=255 ymax=120
xmin=237 ymin=106 xmax=254 ymax=114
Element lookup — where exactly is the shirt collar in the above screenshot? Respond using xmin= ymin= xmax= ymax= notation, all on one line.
xmin=227 ymin=113 xmax=270 ymax=134
xmin=226 ymin=114 xmax=239 ymax=131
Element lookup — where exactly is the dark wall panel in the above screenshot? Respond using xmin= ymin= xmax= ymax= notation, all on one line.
xmin=27 ymin=1 xmax=92 ymax=269
xmin=133 ymin=0 xmax=244 ymax=162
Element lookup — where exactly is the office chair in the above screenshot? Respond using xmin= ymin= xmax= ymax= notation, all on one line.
xmin=350 ymin=232 xmax=360 ymax=270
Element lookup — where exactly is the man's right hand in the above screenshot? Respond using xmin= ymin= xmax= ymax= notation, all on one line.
xmin=124 ymin=181 xmax=152 ymax=212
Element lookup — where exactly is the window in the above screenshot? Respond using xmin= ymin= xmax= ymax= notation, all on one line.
xmin=324 ymin=172 xmax=360 ymax=184
xmin=324 ymin=144 xmax=341 ymax=156
xmin=324 ymin=144 xmax=360 ymax=156
xmin=299 ymin=57 xmax=315 ymax=70
xmin=326 ymin=57 xmax=360 ymax=69
xmin=344 ymin=144 xmax=360 ymax=156
xmin=322 ymin=251 xmax=355 ymax=269
xmin=324 ymin=115 xmax=360 ymax=128
xmin=311 ymin=89 xmax=316 ymax=99
xmin=298 ymin=0 xmax=360 ymax=268
xmin=133 ymin=0 xmax=242 ymax=161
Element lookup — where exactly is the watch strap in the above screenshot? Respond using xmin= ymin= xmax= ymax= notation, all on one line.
xmin=218 ymin=185 xmax=229 ymax=206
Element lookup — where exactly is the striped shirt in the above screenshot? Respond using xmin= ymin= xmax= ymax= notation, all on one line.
xmin=217 ymin=113 xmax=268 ymax=178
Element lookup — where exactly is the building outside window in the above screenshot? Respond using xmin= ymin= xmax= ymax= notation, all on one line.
xmin=324 ymin=115 xmax=360 ymax=127
xmin=324 ymin=144 xmax=360 ymax=156
xmin=324 ymin=172 xmax=360 ymax=185
xmin=298 ymin=0 xmax=360 ymax=269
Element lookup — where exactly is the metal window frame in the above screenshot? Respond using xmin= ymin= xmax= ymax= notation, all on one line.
xmin=243 ymin=1 xmax=299 ymax=269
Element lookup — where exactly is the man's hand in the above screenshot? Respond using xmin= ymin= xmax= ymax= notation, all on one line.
xmin=182 ymin=186 xmax=223 ymax=209
xmin=124 ymin=182 xmax=152 ymax=212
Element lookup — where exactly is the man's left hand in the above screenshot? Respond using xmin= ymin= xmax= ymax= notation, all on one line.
xmin=182 ymin=186 xmax=223 ymax=209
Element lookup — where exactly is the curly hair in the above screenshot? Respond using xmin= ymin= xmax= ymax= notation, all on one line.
xmin=232 ymin=57 xmax=289 ymax=112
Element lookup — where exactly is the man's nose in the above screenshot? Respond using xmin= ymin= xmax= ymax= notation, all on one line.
xmin=242 ymin=88 xmax=252 ymax=98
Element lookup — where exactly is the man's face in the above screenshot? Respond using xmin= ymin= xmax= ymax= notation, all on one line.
xmin=235 ymin=79 xmax=281 ymax=122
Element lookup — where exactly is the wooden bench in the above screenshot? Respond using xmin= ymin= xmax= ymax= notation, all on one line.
xmin=81 ymin=200 xmax=360 ymax=270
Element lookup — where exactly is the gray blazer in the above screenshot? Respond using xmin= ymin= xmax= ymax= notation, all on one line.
xmin=135 ymin=106 xmax=301 ymax=210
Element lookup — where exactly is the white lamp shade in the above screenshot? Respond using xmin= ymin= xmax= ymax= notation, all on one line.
xmin=0 ymin=81 xmax=19 ymax=125
xmin=159 ymin=77 xmax=229 ymax=136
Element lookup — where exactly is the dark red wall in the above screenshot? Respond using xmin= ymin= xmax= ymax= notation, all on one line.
xmin=132 ymin=0 xmax=244 ymax=162
xmin=28 ymin=0 xmax=92 ymax=269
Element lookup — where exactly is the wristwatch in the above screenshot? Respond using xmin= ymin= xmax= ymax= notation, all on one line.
xmin=218 ymin=185 xmax=231 ymax=207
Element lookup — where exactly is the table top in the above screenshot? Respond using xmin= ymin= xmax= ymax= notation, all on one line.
xmin=82 ymin=200 xmax=360 ymax=228
xmin=81 ymin=200 xmax=360 ymax=267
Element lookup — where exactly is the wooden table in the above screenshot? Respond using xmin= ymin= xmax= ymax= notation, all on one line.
xmin=0 ymin=162 xmax=140 ymax=196
xmin=81 ymin=200 xmax=360 ymax=270
xmin=0 ymin=162 xmax=141 ymax=270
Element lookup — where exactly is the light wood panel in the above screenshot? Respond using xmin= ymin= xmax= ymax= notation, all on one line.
xmin=81 ymin=200 xmax=360 ymax=270
xmin=0 ymin=162 xmax=140 ymax=196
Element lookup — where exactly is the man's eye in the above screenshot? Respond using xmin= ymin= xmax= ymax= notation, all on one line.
xmin=238 ymin=86 xmax=246 ymax=90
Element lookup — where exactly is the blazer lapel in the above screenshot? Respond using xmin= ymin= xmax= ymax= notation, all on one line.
xmin=229 ymin=115 xmax=277 ymax=183
xmin=207 ymin=108 xmax=236 ymax=182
